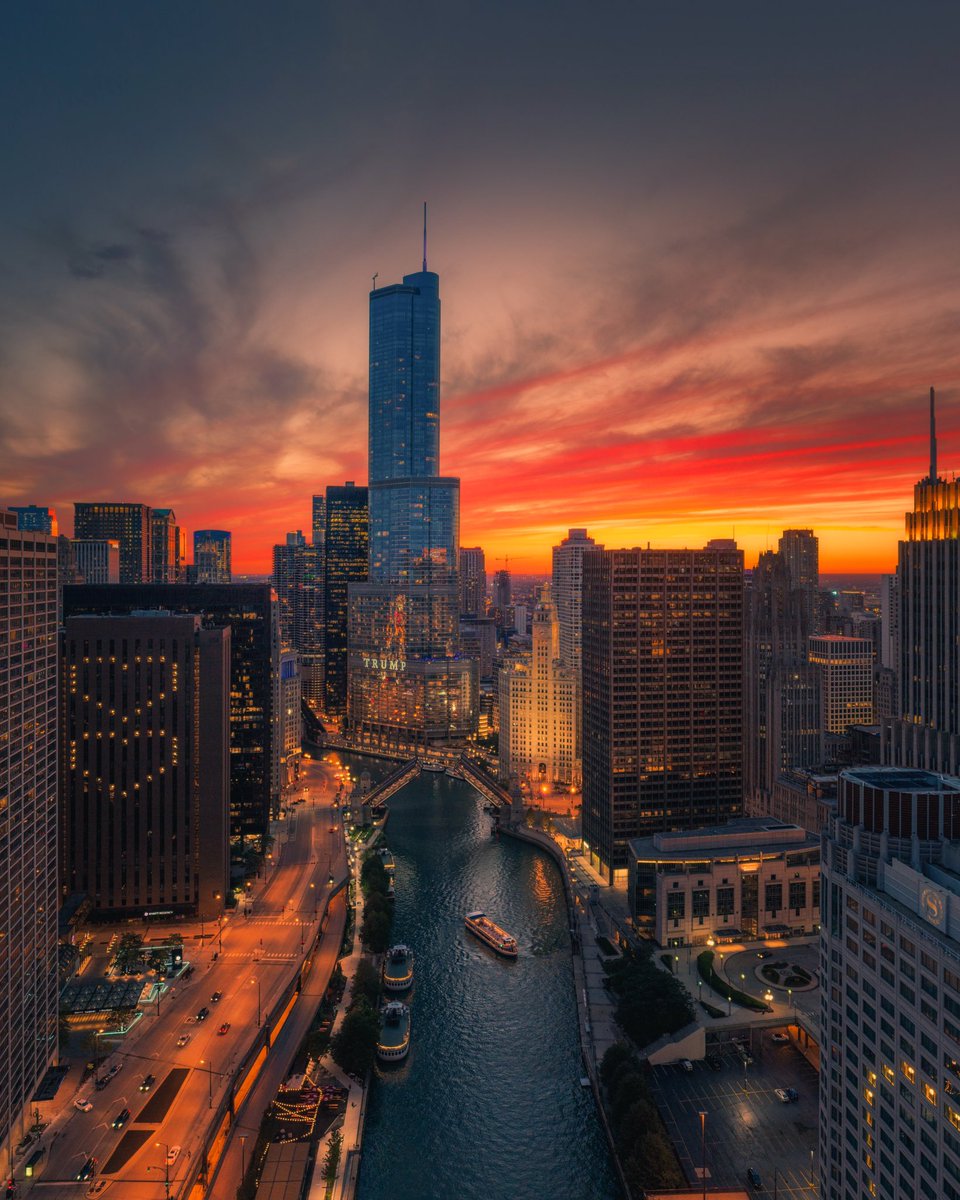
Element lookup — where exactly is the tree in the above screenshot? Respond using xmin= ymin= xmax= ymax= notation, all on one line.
xmin=113 ymin=933 xmax=144 ymax=975
xmin=361 ymin=909 xmax=391 ymax=955
xmin=351 ymin=959 xmax=381 ymax=1009
xmin=323 ymin=1129 xmax=342 ymax=1183
xmin=360 ymin=855 xmax=390 ymax=897
xmin=330 ymin=1000 xmax=379 ymax=1076
xmin=600 ymin=1043 xmax=634 ymax=1088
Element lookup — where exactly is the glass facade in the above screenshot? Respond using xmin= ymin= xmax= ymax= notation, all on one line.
xmin=324 ymin=484 xmax=368 ymax=715
xmin=74 ymin=502 xmax=152 ymax=583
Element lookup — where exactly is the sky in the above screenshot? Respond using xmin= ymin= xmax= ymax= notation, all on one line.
xmin=2 ymin=2 xmax=959 ymax=574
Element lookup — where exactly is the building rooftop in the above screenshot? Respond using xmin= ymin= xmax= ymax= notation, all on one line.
xmin=629 ymin=817 xmax=819 ymax=861
xmin=843 ymin=766 xmax=960 ymax=794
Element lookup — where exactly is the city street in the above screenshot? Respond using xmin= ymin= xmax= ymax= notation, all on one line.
xmin=26 ymin=753 xmax=347 ymax=1199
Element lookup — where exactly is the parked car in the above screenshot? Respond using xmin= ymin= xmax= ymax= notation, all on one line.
xmin=74 ymin=1096 xmax=94 ymax=1112
xmin=77 ymin=1157 xmax=97 ymax=1181
xmin=786 ymin=1087 xmax=799 ymax=1101
xmin=775 ymin=1088 xmax=791 ymax=1103
xmin=177 ymin=1034 xmax=191 ymax=1048
xmin=166 ymin=1146 xmax=181 ymax=1165
xmin=771 ymin=1032 xmax=790 ymax=1044
xmin=139 ymin=1074 xmax=155 ymax=1092
xmin=679 ymin=1059 xmax=693 ymax=1072
xmin=747 ymin=1167 xmax=762 ymax=1189
xmin=111 ymin=1108 xmax=130 ymax=1129
xmin=706 ymin=1054 xmax=722 ymax=1071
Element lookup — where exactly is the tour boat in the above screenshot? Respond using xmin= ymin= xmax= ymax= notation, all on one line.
xmin=377 ymin=1001 xmax=411 ymax=1062
xmin=382 ymin=944 xmax=414 ymax=992
xmin=421 ymin=761 xmax=446 ymax=773
xmin=464 ymin=911 xmax=519 ymax=959
xmin=377 ymin=847 xmax=396 ymax=874
xmin=445 ymin=765 xmax=465 ymax=780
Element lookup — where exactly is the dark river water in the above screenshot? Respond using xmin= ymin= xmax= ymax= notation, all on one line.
xmin=350 ymin=762 xmax=619 ymax=1200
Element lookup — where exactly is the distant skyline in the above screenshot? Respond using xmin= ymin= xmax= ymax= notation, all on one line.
xmin=3 ymin=3 xmax=959 ymax=573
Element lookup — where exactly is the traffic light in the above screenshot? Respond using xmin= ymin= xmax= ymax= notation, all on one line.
xmin=7 ymin=1177 xmax=16 ymax=1196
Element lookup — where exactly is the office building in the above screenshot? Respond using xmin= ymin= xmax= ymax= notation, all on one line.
xmin=193 ymin=529 xmax=232 ymax=584
xmin=809 ymin=634 xmax=874 ymax=735
xmin=820 ymin=766 xmax=960 ymax=1200
xmin=63 ymin=583 xmax=279 ymax=842
xmin=744 ymin=541 xmax=822 ymax=812
xmin=499 ymin=589 xmax=577 ymax=788
xmin=61 ymin=612 xmax=230 ymax=920
xmin=71 ymin=538 xmax=120 ymax=584
xmin=769 ymin=767 xmax=837 ymax=835
xmin=880 ymin=573 xmax=898 ymax=671
xmin=348 ymin=249 xmax=476 ymax=748
xmin=492 ymin=568 xmax=512 ymax=613
xmin=151 ymin=507 xmax=182 ymax=583
xmin=778 ymin=528 xmax=820 ymax=634
xmin=272 ymin=532 xmax=324 ymax=706
xmin=552 ymin=527 xmax=601 ymax=672
xmin=459 ymin=615 xmax=497 ymax=680
xmin=279 ymin=650 xmax=303 ymax=791
xmin=628 ymin=818 xmax=820 ymax=945
xmin=0 ymin=511 xmax=59 ymax=1166
xmin=459 ymin=546 xmax=487 ymax=616
xmin=884 ymin=390 xmax=960 ymax=774
xmin=74 ymin=502 xmax=152 ymax=583
xmin=311 ymin=494 xmax=326 ymax=547
xmin=323 ymin=483 xmax=368 ymax=715
xmin=10 ymin=505 xmax=57 ymax=535
xmin=582 ymin=544 xmax=744 ymax=882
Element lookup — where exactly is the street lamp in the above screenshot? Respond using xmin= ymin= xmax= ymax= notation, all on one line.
xmin=698 ymin=1110 xmax=708 ymax=1200
xmin=150 ymin=1142 xmax=172 ymax=1200
xmin=764 ymin=989 xmax=774 ymax=1011
xmin=95 ymin=1029 xmax=104 ymax=1086
xmin=200 ymin=1058 xmax=214 ymax=1108
xmin=240 ymin=1134 xmax=247 ymax=1181
xmin=251 ymin=977 xmax=261 ymax=1027
xmin=674 ymin=954 xmax=679 ymax=976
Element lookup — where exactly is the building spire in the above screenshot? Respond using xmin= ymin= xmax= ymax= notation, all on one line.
xmin=929 ymin=386 xmax=938 ymax=482
xmin=422 ymin=201 xmax=428 ymax=272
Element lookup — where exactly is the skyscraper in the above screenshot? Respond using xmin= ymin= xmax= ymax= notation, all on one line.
xmin=348 ymin=240 xmax=476 ymax=749
xmin=74 ymin=502 xmax=152 ymax=583
xmin=884 ymin=389 xmax=960 ymax=774
xmin=323 ymin=483 xmax=368 ymax=715
xmin=778 ymin=527 xmax=820 ymax=635
xmin=151 ymin=507 xmax=181 ymax=583
xmin=10 ymin=505 xmax=57 ymax=535
xmin=61 ymin=613 xmax=230 ymax=919
xmin=551 ymin=527 xmax=601 ymax=672
xmin=0 ymin=510 xmax=58 ymax=1164
xmin=820 ymin=766 xmax=960 ymax=1200
xmin=64 ymin=583 xmax=280 ymax=843
xmin=459 ymin=546 xmax=487 ymax=617
xmin=492 ymin=568 xmax=512 ymax=613
xmin=71 ymin=538 xmax=120 ymax=584
xmin=582 ymin=543 xmax=744 ymax=882
xmin=193 ymin=529 xmax=232 ymax=583
xmin=272 ymin=531 xmax=324 ymax=705
xmin=311 ymin=494 xmax=326 ymax=547
xmin=808 ymin=634 xmax=874 ymax=734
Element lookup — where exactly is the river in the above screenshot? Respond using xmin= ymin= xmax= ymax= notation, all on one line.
xmin=344 ymin=760 xmax=618 ymax=1200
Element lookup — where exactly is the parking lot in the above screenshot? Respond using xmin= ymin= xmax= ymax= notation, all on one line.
xmin=649 ymin=1029 xmax=820 ymax=1198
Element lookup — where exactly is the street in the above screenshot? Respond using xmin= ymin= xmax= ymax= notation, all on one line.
xmin=27 ymin=753 xmax=347 ymax=1199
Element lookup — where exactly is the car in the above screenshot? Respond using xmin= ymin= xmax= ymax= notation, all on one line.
xmin=786 ymin=1087 xmax=799 ymax=1101
xmin=771 ymin=1032 xmax=790 ymax=1044
xmin=77 ymin=1158 xmax=97 ymax=1181
xmin=217 ymin=1022 xmax=231 ymax=1036
xmin=196 ymin=1006 xmax=210 ymax=1022
xmin=74 ymin=1096 xmax=94 ymax=1112
xmin=111 ymin=1108 xmax=130 ymax=1129
xmin=679 ymin=1059 xmax=693 ymax=1072
xmin=211 ymin=991 xmax=222 ymax=1003
xmin=757 ymin=950 xmax=771 ymax=959
xmin=177 ymin=1034 xmax=191 ymax=1048
xmin=747 ymin=1167 xmax=762 ymax=1189
xmin=775 ymin=1088 xmax=791 ymax=1103
xmin=705 ymin=1054 xmax=722 ymax=1071
xmin=165 ymin=1146 xmax=180 ymax=1166
xmin=139 ymin=1074 xmax=155 ymax=1091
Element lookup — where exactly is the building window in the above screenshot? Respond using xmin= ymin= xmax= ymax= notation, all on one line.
xmin=765 ymin=882 xmax=783 ymax=913
xmin=692 ymin=889 xmax=710 ymax=919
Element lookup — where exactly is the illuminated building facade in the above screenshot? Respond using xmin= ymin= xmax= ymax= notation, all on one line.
xmin=279 ymin=649 xmax=302 ymax=790
xmin=884 ymin=391 xmax=960 ymax=774
xmin=582 ymin=544 xmax=744 ymax=883
xmin=499 ymin=590 xmax=577 ymax=787
xmin=808 ymin=634 xmax=874 ymax=735
xmin=459 ymin=546 xmax=487 ymax=616
xmin=348 ymin=257 xmax=476 ymax=748
xmin=323 ymin=483 xmax=368 ymax=715
xmin=74 ymin=501 xmax=152 ymax=583
xmin=193 ymin=529 xmax=232 ymax=583
xmin=628 ymin=817 xmax=820 ymax=946
xmin=63 ymin=583 xmax=280 ymax=842
xmin=61 ymin=612 xmax=229 ymax=919
xmin=820 ymin=766 xmax=960 ymax=1200
xmin=71 ymin=538 xmax=120 ymax=584
xmin=0 ymin=511 xmax=58 ymax=1168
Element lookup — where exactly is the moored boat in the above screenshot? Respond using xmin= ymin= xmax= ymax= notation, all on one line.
xmin=376 ymin=847 xmax=396 ymax=874
xmin=382 ymin=944 xmax=414 ymax=991
xmin=421 ymin=761 xmax=446 ymax=773
xmin=377 ymin=1000 xmax=411 ymax=1062
xmin=465 ymin=911 xmax=518 ymax=958
xmin=445 ymin=765 xmax=465 ymax=780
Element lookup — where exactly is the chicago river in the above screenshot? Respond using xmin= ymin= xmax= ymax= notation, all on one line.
xmin=355 ymin=765 xmax=618 ymax=1200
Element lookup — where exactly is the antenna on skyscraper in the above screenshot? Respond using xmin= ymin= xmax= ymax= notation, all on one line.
xmin=372 ymin=272 xmax=379 ymax=290
xmin=422 ymin=201 xmax=428 ymax=272
xmin=929 ymin=385 xmax=938 ymax=482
